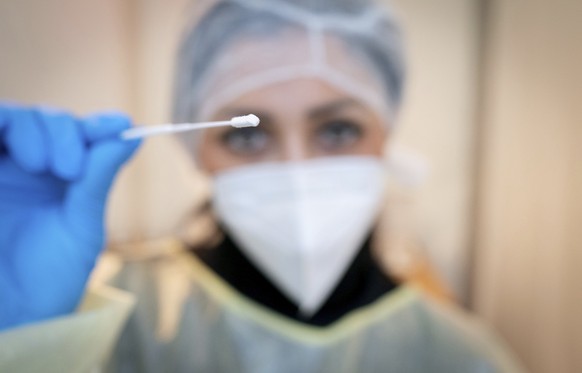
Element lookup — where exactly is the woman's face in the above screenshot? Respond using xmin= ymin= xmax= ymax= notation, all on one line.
xmin=197 ymin=78 xmax=389 ymax=175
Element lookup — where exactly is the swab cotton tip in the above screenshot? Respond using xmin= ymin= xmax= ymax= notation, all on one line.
xmin=230 ymin=114 xmax=260 ymax=128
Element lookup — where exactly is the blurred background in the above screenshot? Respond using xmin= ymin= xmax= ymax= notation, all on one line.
xmin=0 ymin=0 xmax=580 ymax=372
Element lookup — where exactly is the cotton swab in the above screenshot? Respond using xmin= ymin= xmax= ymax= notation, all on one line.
xmin=120 ymin=114 xmax=260 ymax=140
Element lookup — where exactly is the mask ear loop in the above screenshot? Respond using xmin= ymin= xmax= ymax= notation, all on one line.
xmin=385 ymin=144 xmax=430 ymax=189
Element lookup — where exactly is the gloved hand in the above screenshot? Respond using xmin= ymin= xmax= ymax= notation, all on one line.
xmin=0 ymin=104 xmax=141 ymax=330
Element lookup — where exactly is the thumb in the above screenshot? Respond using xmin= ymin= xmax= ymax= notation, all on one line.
xmin=63 ymin=113 xmax=140 ymax=249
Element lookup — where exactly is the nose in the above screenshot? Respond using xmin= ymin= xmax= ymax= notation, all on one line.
xmin=280 ymin=131 xmax=310 ymax=162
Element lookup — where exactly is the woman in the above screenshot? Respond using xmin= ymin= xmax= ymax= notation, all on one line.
xmin=0 ymin=0 xmax=524 ymax=372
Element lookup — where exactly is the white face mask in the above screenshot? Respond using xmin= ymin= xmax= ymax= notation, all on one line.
xmin=212 ymin=156 xmax=386 ymax=316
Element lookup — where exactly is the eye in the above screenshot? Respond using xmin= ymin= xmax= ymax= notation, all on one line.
xmin=220 ymin=127 xmax=270 ymax=155
xmin=315 ymin=119 xmax=363 ymax=151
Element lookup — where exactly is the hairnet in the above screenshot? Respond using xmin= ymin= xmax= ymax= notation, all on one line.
xmin=172 ymin=0 xmax=406 ymax=152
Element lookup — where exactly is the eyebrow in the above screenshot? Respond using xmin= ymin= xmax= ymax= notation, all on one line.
xmin=307 ymin=98 xmax=361 ymax=119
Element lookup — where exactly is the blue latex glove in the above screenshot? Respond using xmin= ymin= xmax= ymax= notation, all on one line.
xmin=0 ymin=104 xmax=140 ymax=330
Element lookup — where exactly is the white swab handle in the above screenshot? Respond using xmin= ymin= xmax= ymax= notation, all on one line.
xmin=119 ymin=114 xmax=260 ymax=140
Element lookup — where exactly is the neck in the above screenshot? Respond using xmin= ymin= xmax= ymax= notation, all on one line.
xmin=192 ymin=231 xmax=399 ymax=326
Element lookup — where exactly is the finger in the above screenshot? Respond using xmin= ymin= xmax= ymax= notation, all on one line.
xmin=0 ymin=106 xmax=8 ymax=155
xmin=0 ymin=104 xmax=8 ymax=130
xmin=43 ymin=110 xmax=86 ymax=181
xmin=80 ymin=112 xmax=132 ymax=143
xmin=4 ymin=108 xmax=49 ymax=173
xmin=72 ymin=111 xmax=140 ymax=199
xmin=63 ymin=136 xmax=140 ymax=248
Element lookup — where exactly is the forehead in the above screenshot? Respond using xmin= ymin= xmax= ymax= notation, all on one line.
xmin=211 ymin=77 xmax=387 ymax=131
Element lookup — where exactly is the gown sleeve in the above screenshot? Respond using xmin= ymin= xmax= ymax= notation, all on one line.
xmin=0 ymin=286 xmax=135 ymax=373
xmin=420 ymin=297 xmax=527 ymax=373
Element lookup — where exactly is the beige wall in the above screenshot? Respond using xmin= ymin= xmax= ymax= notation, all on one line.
xmin=107 ymin=0 xmax=205 ymax=243
xmin=0 ymin=0 xmax=133 ymax=111
xmin=391 ymin=0 xmax=480 ymax=297
xmin=0 ymin=0 xmax=143 ymax=241
xmin=473 ymin=1 xmax=582 ymax=372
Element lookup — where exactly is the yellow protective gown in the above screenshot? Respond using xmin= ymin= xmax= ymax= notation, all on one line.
xmin=0 ymin=240 xmax=525 ymax=373
xmin=0 ymin=286 xmax=134 ymax=373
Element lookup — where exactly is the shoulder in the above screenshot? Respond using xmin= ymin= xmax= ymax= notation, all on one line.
xmin=407 ymin=290 xmax=526 ymax=373
xmin=95 ymin=239 xmax=201 ymax=334
xmin=95 ymin=239 xmax=206 ymax=372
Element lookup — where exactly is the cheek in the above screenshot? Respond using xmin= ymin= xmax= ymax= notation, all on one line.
xmin=196 ymin=132 xmax=237 ymax=175
xmin=196 ymin=135 xmax=217 ymax=175
xmin=362 ymin=126 xmax=388 ymax=155
xmin=359 ymin=117 xmax=389 ymax=154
